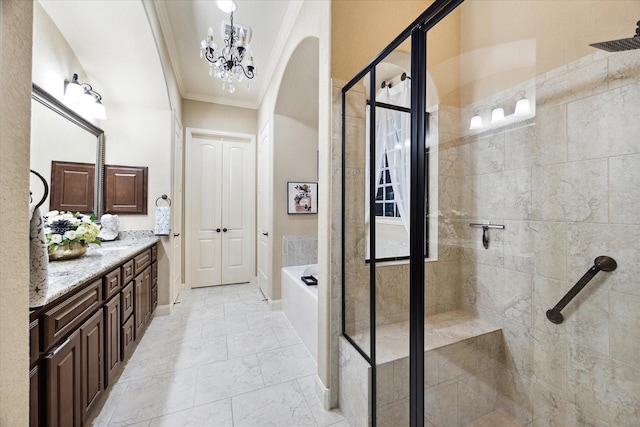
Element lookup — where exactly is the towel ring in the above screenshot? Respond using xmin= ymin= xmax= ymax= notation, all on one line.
xmin=156 ymin=194 xmax=172 ymax=207
xmin=30 ymin=169 xmax=49 ymax=210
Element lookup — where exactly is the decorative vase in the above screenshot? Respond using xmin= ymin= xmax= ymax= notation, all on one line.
xmin=48 ymin=241 xmax=87 ymax=261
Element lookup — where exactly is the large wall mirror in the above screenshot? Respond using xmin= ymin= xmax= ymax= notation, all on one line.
xmin=30 ymin=83 xmax=105 ymax=218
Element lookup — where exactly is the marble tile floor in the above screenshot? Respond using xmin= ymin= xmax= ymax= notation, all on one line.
xmin=88 ymin=282 xmax=348 ymax=427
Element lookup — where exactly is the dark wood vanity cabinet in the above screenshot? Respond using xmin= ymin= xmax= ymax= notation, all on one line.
xmin=104 ymin=295 xmax=121 ymax=387
xmin=30 ymin=243 xmax=158 ymax=427
xmin=45 ymin=329 xmax=82 ymax=427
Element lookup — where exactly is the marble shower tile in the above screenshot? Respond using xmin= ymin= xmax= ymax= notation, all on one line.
xmin=338 ymin=337 xmax=371 ymax=427
xmin=378 ymin=399 xmax=409 ymax=427
xmin=532 ymin=328 xmax=567 ymax=398
xmin=148 ymin=399 xmax=233 ymax=427
xmin=194 ymin=355 xmax=264 ymax=405
xmin=468 ymin=131 xmax=505 ymax=175
xmin=475 ymin=264 xmax=532 ymax=327
xmin=231 ymin=380 xmax=316 ymax=427
xmin=609 ymin=153 xmax=640 ymax=224
xmin=504 ymin=105 xmax=567 ymax=170
xmin=607 ymin=50 xmax=640 ymax=90
xmin=531 ymin=275 xmax=571 ymax=339
xmin=437 ymin=339 xmax=478 ymax=383
xmin=498 ymin=369 xmax=533 ymax=426
xmin=502 ymin=321 xmax=533 ymax=377
xmin=567 ymin=82 xmax=640 ymax=161
xmin=609 ymin=291 xmax=640 ymax=369
xmin=458 ymin=369 xmax=500 ymax=426
xmin=530 ymin=221 xmax=567 ymax=281
xmin=567 ymin=223 xmax=640 ymax=296
xmin=344 ymin=117 xmax=366 ymax=169
xmin=478 ymin=168 xmax=532 ymax=220
xmin=257 ymin=344 xmax=317 ymax=386
xmin=537 ymin=56 xmax=608 ymax=111
xmin=503 ymin=220 xmax=534 ymax=274
xmin=424 ymin=382 xmax=458 ymax=427
xmin=532 ymin=159 xmax=608 ymax=222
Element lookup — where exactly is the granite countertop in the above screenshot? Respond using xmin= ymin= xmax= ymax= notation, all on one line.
xmin=32 ymin=232 xmax=159 ymax=309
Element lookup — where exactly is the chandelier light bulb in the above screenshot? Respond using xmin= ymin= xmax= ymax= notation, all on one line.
xmin=216 ymin=0 xmax=237 ymax=13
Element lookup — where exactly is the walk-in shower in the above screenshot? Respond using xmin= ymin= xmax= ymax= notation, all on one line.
xmin=337 ymin=0 xmax=640 ymax=426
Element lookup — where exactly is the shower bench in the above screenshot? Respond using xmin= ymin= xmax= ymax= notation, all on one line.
xmin=340 ymin=310 xmax=505 ymax=427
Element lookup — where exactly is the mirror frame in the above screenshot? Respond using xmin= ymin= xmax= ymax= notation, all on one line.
xmin=32 ymin=83 xmax=105 ymax=218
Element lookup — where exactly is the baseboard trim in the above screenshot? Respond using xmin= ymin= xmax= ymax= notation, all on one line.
xmin=268 ymin=298 xmax=282 ymax=311
xmin=154 ymin=304 xmax=172 ymax=316
xmin=314 ymin=375 xmax=332 ymax=410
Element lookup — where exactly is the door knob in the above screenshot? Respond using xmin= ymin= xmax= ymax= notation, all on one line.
xmin=223 ymin=228 xmax=228 ymax=232
xmin=262 ymin=232 xmax=269 ymax=236
xmin=173 ymin=233 xmax=180 ymax=237
xmin=215 ymin=228 xmax=221 ymax=233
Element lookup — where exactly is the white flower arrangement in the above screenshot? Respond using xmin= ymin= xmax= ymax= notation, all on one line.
xmin=44 ymin=210 xmax=101 ymax=250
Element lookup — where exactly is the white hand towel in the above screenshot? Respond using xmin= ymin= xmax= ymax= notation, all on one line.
xmin=29 ymin=203 xmax=49 ymax=307
xmin=154 ymin=206 xmax=171 ymax=236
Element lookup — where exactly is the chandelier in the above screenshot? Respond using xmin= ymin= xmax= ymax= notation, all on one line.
xmin=200 ymin=0 xmax=255 ymax=93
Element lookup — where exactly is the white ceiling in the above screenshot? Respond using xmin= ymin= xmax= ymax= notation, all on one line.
xmin=39 ymin=0 xmax=300 ymax=111
xmin=155 ymin=0 xmax=297 ymax=109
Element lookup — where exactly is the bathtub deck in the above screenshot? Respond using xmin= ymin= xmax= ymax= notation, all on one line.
xmin=348 ymin=310 xmax=501 ymax=364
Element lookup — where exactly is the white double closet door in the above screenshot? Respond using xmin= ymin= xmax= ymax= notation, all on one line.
xmin=187 ymin=129 xmax=255 ymax=288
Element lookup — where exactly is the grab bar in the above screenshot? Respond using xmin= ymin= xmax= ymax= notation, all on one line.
xmin=546 ymin=256 xmax=617 ymax=324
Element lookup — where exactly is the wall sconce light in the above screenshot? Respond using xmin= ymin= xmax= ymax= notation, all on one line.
xmin=469 ymin=90 xmax=532 ymax=131
xmin=469 ymin=112 xmax=483 ymax=130
xmin=514 ymin=91 xmax=531 ymax=116
xmin=490 ymin=107 xmax=505 ymax=124
xmin=64 ymin=73 xmax=106 ymax=120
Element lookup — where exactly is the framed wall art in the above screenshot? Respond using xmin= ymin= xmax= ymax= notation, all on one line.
xmin=287 ymin=182 xmax=318 ymax=214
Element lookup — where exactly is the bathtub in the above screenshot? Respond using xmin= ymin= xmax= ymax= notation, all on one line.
xmin=281 ymin=264 xmax=318 ymax=363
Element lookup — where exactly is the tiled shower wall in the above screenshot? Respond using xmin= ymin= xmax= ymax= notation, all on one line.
xmin=447 ymin=50 xmax=640 ymax=425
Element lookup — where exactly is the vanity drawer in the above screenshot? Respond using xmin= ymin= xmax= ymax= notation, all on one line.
xmin=134 ymin=249 xmax=151 ymax=276
xmin=122 ymin=259 xmax=134 ymax=285
xmin=151 ymin=244 xmax=157 ymax=262
xmin=42 ymin=279 xmax=102 ymax=352
xmin=120 ymin=281 xmax=134 ymax=324
xmin=121 ymin=314 xmax=135 ymax=361
xmin=103 ymin=267 xmax=121 ymax=301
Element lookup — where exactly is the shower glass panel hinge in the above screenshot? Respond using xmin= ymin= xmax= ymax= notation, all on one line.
xmin=469 ymin=221 xmax=505 ymax=249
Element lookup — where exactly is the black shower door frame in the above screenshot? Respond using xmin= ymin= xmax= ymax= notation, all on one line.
xmin=341 ymin=0 xmax=465 ymax=426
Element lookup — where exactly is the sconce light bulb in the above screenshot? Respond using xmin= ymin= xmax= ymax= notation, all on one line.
xmin=514 ymin=97 xmax=531 ymax=116
xmin=469 ymin=114 xmax=483 ymax=130
xmin=491 ymin=107 xmax=505 ymax=124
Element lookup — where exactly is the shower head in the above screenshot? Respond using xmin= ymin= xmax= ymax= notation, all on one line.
xmin=590 ymin=20 xmax=640 ymax=52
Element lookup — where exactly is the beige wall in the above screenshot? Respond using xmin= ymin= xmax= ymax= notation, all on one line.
xmin=182 ymin=99 xmax=257 ymax=134
xmin=459 ymin=0 xmax=640 ymax=105
xmin=271 ymin=114 xmax=319 ymax=300
xmin=331 ymin=0 xmax=434 ymax=82
xmin=0 ymin=1 xmax=33 ymax=424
